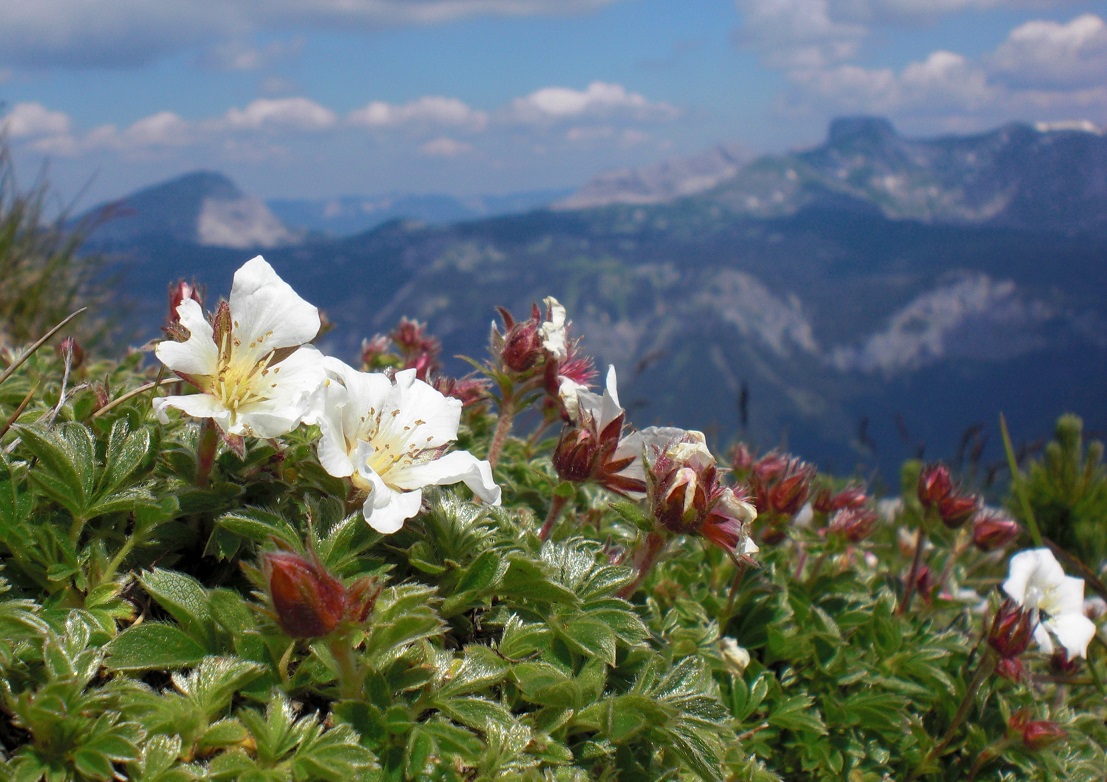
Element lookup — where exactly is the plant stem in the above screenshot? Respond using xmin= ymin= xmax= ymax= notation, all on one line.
xmin=538 ymin=492 xmax=569 ymax=541
xmin=618 ymin=531 xmax=667 ymax=599
xmin=898 ymin=522 xmax=929 ymax=616
xmin=999 ymin=413 xmax=1043 ymax=547
xmin=327 ymin=634 xmax=364 ymax=701
xmin=965 ymin=737 xmax=1012 ymax=782
xmin=487 ymin=390 xmax=515 ymax=469
xmin=905 ymin=654 xmax=995 ymax=781
xmin=195 ymin=418 xmax=218 ymax=487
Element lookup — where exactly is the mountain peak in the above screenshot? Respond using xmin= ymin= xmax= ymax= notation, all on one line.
xmin=83 ymin=170 xmax=298 ymax=250
xmin=826 ymin=116 xmax=898 ymax=146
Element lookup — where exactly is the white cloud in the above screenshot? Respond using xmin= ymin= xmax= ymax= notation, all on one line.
xmin=420 ymin=137 xmax=473 ymax=157
xmin=223 ymin=97 xmax=338 ymax=130
xmin=348 ymin=97 xmax=488 ymax=130
xmin=1 ymin=102 xmax=72 ymax=138
xmin=508 ymin=81 xmax=679 ymax=124
xmin=768 ymin=11 xmax=1107 ymax=133
xmin=989 ymin=14 xmax=1107 ymax=89
xmin=124 ymin=111 xmax=194 ymax=146
xmin=735 ymin=0 xmax=866 ymax=69
xmin=0 ymin=0 xmax=625 ymax=69
xmin=197 ymin=37 xmax=305 ymax=71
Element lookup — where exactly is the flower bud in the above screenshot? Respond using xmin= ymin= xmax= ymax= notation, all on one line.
xmin=917 ymin=463 xmax=952 ymax=509
xmin=361 ymin=334 xmax=392 ymax=368
xmin=1049 ymin=648 xmax=1082 ymax=676
xmin=168 ymin=279 xmax=202 ymax=324
xmin=813 ymin=484 xmax=867 ymax=514
xmin=937 ymin=492 xmax=979 ymax=529
xmin=57 ymin=336 xmax=85 ymax=370
xmin=501 ymin=318 xmax=543 ymax=372
xmin=553 ymin=426 xmax=600 ymax=484
xmin=655 ymin=466 xmax=706 ymax=533
xmin=1009 ymin=709 xmax=1066 ymax=750
xmin=987 ymin=599 xmax=1035 ymax=659
xmin=994 ymin=656 xmax=1025 ymax=682
xmin=264 ymin=550 xmax=346 ymax=638
xmin=972 ymin=511 xmax=1021 ymax=551
xmin=827 ymin=507 xmax=878 ymax=543
xmin=720 ymin=637 xmax=751 ymax=675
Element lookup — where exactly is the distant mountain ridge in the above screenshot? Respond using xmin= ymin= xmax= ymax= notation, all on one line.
xmin=83 ymin=171 xmax=300 ymax=250
xmin=561 ymin=116 xmax=1107 ymax=235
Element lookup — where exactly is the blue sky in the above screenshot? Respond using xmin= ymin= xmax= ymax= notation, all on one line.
xmin=2 ymin=0 xmax=1106 ymax=205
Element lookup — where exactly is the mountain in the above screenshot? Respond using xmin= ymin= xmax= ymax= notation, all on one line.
xmin=96 ymin=118 xmax=1107 ymax=479
xmin=562 ymin=116 xmax=1107 ymax=235
xmin=267 ymin=189 xmax=572 ymax=237
xmin=81 ymin=171 xmax=300 ymax=250
xmin=555 ymin=142 xmax=752 ymax=209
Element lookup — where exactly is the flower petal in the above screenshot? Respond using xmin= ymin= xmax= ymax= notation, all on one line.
xmin=360 ymin=467 xmax=423 ymax=534
xmin=228 ymin=256 xmax=320 ymax=360
xmin=155 ymin=299 xmax=217 ymax=377
xmin=234 ymin=345 xmax=327 ymax=438
xmin=394 ymin=450 xmax=501 ymax=506
xmin=153 ymin=393 xmax=232 ymax=433
xmin=1045 ymin=612 xmax=1097 ymax=659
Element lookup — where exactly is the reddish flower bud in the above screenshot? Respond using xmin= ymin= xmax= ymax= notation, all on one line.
xmin=168 ymin=279 xmax=203 ymax=324
xmin=391 ymin=317 xmax=441 ymax=373
xmin=827 ymin=507 xmax=878 ymax=543
xmin=57 ymin=336 xmax=85 ymax=370
xmin=265 ymin=550 xmax=346 ymax=638
xmin=814 ymin=484 xmax=868 ymax=514
xmin=433 ymin=373 xmax=489 ymax=408
xmin=361 ymin=334 xmax=393 ymax=368
xmin=1049 ymin=648 xmax=1082 ymax=676
xmin=553 ymin=427 xmax=600 ymax=484
xmin=937 ymin=492 xmax=980 ymax=529
xmin=915 ymin=565 xmax=935 ymax=607
xmin=1009 ymin=709 xmax=1066 ymax=750
xmin=994 ymin=656 xmax=1025 ymax=682
xmin=262 ymin=550 xmax=380 ymax=639
xmin=987 ymin=599 xmax=1036 ymax=659
xmin=917 ymin=463 xmax=952 ymax=509
xmin=501 ymin=318 xmax=543 ymax=372
xmin=972 ymin=511 xmax=1021 ymax=551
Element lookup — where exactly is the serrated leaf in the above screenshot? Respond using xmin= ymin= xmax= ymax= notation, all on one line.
xmin=767 ymin=694 xmax=826 ymax=735
xmin=216 ymin=508 xmax=301 ymax=550
xmin=97 ymin=419 xmax=152 ymax=497
xmin=557 ymin=616 xmax=617 ymax=665
xmin=139 ymin=569 xmax=212 ymax=635
xmin=499 ymin=557 xmax=581 ymax=605
xmin=105 ymin=623 xmax=206 ymax=670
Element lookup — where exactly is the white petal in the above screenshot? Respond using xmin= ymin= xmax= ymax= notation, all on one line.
xmin=1046 ymin=613 xmax=1097 ymax=659
xmin=391 ymin=368 xmax=462 ymax=447
xmin=313 ymin=380 xmax=355 ymax=478
xmin=1003 ymin=548 xmax=1064 ymax=607
xmin=597 ymin=365 xmax=623 ymax=431
xmin=155 ymin=299 xmax=217 ymax=377
xmin=153 ymin=393 xmax=232 ymax=433
xmin=395 ymin=450 xmax=501 ymax=505
xmin=539 ymin=296 xmax=568 ymax=359
xmin=1045 ymin=575 xmax=1087 ymax=618
xmin=228 ymin=256 xmax=320 ymax=358
xmin=1032 ymin=622 xmax=1055 ymax=655
xmin=360 ymin=467 xmax=423 ymax=533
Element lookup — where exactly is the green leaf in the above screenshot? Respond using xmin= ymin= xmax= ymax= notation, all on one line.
xmin=499 ymin=557 xmax=580 ymax=605
xmin=97 ymin=419 xmax=152 ymax=497
xmin=216 ymin=508 xmax=301 ymax=550
xmin=557 ymin=616 xmax=617 ymax=665
xmin=105 ymin=623 xmax=207 ymax=670
xmin=767 ymin=694 xmax=827 ymax=736
xmin=139 ymin=569 xmax=212 ymax=634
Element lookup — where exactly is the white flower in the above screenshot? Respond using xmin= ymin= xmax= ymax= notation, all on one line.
xmin=559 ymin=364 xmax=621 ymax=430
xmin=154 ymin=256 xmax=326 ymax=438
xmin=539 ymin=296 xmax=568 ymax=360
xmin=1003 ymin=548 xmax=1098 ymax=659
xmin=314 ymin=359 xmax=501 ymax=534
xmin=720 ymin=637 xmax=751 ymax=675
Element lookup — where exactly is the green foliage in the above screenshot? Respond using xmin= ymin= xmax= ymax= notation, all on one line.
xmin=1018 ymin=414 xmax=1107 ymax=566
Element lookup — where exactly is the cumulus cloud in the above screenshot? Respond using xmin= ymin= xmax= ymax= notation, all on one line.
xmin=734 ymin=0 xmax=866 ymax=69
xmin=508 ymin=81 xmax=679 ymax=124
xmin=988 ymin=14 xmax=1107 ymax=89
xmin=222 ymin=97 xmax=338 ymax=131
xmin=348 ymin=97 xmax=488 ymax=130
xmin=0 ymin=0 xmax=624 ymax=70
xmin=750 ymin=4 xmax=1107 ymax=133
xmin=1 ymin=102 xmax=72 ymax=139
